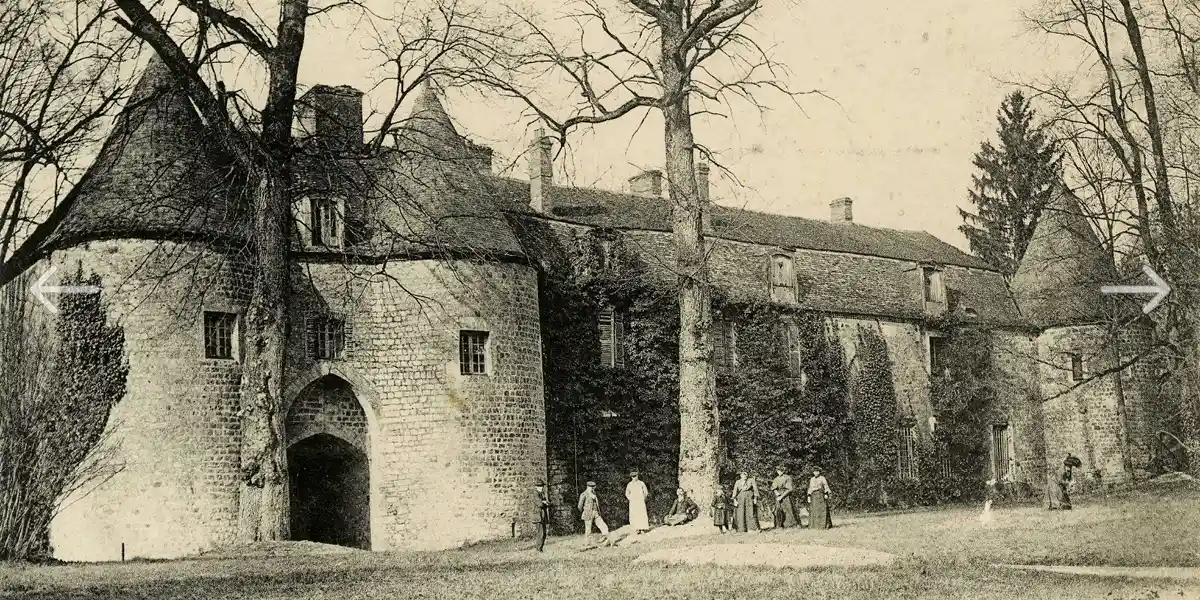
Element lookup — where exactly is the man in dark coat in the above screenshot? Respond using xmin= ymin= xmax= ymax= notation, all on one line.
xmin=534 ymin=480 xmax=550 ymax=552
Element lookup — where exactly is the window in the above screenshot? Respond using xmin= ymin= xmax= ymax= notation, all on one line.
xmin=770 ymin=254 xmax=796 ymax=302
xmin=311 ymin=197 xmax=343 ymax=248
xmin=782 ymin=320 xmax=804 ymax=377
xmin=928 ymin=334 xmax=948 ymax=376
xmin=922 ymin=266 xmax=944 ymax=303
xmin=938 ymin=441 xmax=952 ymax=478
xmin=459 ymin=330 xmax=489 ymax=375
xmin=897 ymin=423 xmax=918 ymax=480
xmin=203 ymin=311 xmax=237 ymax=360
xmin=991 ymin=424 xmax=1014 ymax=481
xmin=306 ymin=315 xmax=346 ymax=360
xmin=598 ymin=307 xmax=626 ymax=368
xmin=1068 ymin=352 xmax=1084 ymax=382
xmin=712 ymin=320 xmax=737 ymax=368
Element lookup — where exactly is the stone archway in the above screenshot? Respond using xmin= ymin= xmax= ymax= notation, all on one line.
xmin=286 ymin=375 xmax=371 ymax=550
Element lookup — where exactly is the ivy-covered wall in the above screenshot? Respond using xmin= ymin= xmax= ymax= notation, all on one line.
xmin=516 ymin=220 xmax=1025 ymax=531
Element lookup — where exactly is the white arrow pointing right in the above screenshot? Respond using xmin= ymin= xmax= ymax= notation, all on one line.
xmin=1100 ymin=263 xmax=1171 ymax=314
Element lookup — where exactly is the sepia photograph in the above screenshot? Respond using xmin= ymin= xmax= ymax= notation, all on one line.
xmin=0 ymin=0 xmax=1198 ymax=597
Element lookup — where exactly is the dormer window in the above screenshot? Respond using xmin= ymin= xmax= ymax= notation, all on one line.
xmin=311 ymin=197 xmax=344 ymax=248
xmin=922 ymin=266 xmax=944 ymax=303
xmin=770 ymin=253 xmax=796 ymax=303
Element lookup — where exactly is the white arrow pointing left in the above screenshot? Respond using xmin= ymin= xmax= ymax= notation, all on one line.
xmin=30 ymin=265 xmax=101 ymax=314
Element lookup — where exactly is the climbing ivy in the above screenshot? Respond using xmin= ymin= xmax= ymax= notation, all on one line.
xmin=927 ymin=326 xmax=996 ymax=502
xmin=843 ymin=325 xmax=901 ymax=508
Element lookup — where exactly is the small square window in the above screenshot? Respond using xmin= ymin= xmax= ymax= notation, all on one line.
xmin=204 ymin=311 xmax=237 ymax=360
xmin=306 ymin=315 xmax=346 ymax=361
xmin=1069 ymin=352 xmax=1084 ymax=382
xmin=460 ymin=330 xmax=489 ymax=375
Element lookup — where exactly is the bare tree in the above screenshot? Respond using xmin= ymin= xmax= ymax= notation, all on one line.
xmin=0 ymin=0 xmax=135 ymax=278
xmin=456 ymin=0 xmax=816 ymax=500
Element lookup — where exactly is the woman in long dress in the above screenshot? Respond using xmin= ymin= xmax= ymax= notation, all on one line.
xmin=732 ymin=471 xmax=759 ymax=532
xmin=711 ymin=485 xmax=731 ymax=533
xmin=807 ymin=468 xmax=833 ymax=530
xmin=625 ymin=470 xmax=650 ymax=532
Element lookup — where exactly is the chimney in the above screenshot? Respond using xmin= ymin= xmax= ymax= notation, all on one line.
xmin=628 ymin=169 xmax=663 ymax=197
xmin=294 ymin=85 xmax=364 ymax=152
xmin=467 ymin=140 xmax=494 ymax=174
xmin=528 ymin=128 xmax=553 ymax=212
xmin=831 ymin=197 xmax=853 ymax=223
xmin=697 ymin=162 xmax=711 ymax=232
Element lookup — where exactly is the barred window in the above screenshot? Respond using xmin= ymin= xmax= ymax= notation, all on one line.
xmin=460 ymin=330 xmax=489 ymax=375
xmin=897 ymin=423 xmax=919 ymax=480
xmin=991 ymin=424 xmax=1014 ymax=481
xmin=204 ymin=312 xmax=237 ymax=360
xmin=598 ymin=307 xmax=626 ymax=368
xmin=306 ymin=315 xmax=346 ymax=360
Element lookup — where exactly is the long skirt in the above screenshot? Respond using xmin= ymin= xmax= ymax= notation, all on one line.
xmin=733 ymin=491 xmax=758 ymax=532
xmin=774 ymin=495 xmax=798 ymax=528
xmin=712 ymin=507 xmax=730 ymax=528
xmin=1045 ymin=478 xmax=1072 ymax=510
xmin=809 ymin=493 xmax=832 ymax=529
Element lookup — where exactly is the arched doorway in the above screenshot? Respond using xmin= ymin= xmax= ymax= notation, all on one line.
xmin=286 ymin=375 xmax=371 ymax=550
xmin=288 ymin=433 xmax=370 ymax=549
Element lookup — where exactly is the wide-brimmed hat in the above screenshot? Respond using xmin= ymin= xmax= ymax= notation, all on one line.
xmin=586 ymin=481 xmax=597 ymax=487
xmin=535 ymin=480 xmax=546 ymax=486
xmin=629 ymin=470 xmax=639 ymax=477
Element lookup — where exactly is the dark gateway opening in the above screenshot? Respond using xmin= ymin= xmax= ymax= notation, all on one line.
xmin=288 ymin=433 xmax=370 ymax=549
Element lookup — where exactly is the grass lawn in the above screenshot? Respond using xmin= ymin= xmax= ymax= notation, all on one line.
xmin=1 ymin=483 xmax=1197 ymax=600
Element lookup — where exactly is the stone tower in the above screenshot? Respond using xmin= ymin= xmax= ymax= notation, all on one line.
xmin=1011 ymin=183 xmax=1153 ymax=486
xmin=6 ymin=60 xmax=547 ymax=561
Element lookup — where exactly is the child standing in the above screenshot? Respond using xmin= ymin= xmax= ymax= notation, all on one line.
xmin=711 ymin=485 xmax=732 ymax=533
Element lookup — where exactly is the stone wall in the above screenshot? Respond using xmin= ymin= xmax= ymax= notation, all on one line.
xmin=829 ymin=317 xmax=934 ymax=440
xmin=285 ymin=258 xmax=546 ymax=550
xmin=1037 ymin=324 xmax=1137 ymax=485
xmin=30 ymin=240 xmax=251 ymax=562
xmin=990 ymin=330 xmax=1046 ymax=488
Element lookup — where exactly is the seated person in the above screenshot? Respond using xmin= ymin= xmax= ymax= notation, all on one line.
xmin=663 ymin=488 xmax=699 ymax=526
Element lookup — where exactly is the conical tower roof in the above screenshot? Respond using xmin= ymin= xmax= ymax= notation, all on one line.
xmin=1011 ymin=183 xmax=1119 ymax=328
xmin=393 ymin=81 xmax=469 ymax=161
xmin=45 ymin=54 xmax=246 ymax=248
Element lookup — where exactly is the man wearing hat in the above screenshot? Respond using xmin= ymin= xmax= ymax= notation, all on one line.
xmin=533 ymin=479 xmax=551 ymax=552
xmin=577 ymin=481 xmax=611 ymax=545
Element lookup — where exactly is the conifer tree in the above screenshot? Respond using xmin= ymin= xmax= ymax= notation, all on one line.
xmin=960 ymin=91 xmax=1061 ymax=276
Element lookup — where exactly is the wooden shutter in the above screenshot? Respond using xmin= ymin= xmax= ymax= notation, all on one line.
xmin=613 ymin=310 xmax=625 ymax=369
xmin=598 ymin=308 xmax=614 ymax=367
xmin=304 ymin=315 xmax=317 ymax=360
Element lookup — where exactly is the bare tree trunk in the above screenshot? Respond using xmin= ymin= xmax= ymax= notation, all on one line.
xmin=661 ymin=31 xmax=719 ymax=503
xmin=238 ymin=170 xmax=292 ymax=542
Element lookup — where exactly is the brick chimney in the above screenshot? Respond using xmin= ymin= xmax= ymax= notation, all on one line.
xmin=294 ymin=85 xmax=364 ymax=152
xmin=628 ymin=169 xmax=663 ymax=197
xmin=831 ymin=197 xmax=853 ymax=223
xmin=528 ymin=128 xmax=553 ymax=212
xmin=697 ymin=162 xmax=711 ymax=232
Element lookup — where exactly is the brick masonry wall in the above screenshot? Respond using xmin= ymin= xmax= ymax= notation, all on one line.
xmin=1037 ymin=325 xmax=1137 ymax=485
xmin=990 ymin=330 xmax=1047 ymax=488
xmin=286 ymin=258 xmax=546 ymax=551
xmin=23 ymin=240 xmax=251 ymax=562
xmin=287 ymin=376 xmax=369 ymax=453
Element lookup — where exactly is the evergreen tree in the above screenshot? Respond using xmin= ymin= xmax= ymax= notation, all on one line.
xmin=960 ymin=91 xmax=1062 ymax=276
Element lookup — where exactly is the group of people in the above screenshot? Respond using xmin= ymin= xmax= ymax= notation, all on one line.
xmin=713 ymin=466 xmax=834 ymax=533
xmin=531 ymin=466 xmax=835 ymax=551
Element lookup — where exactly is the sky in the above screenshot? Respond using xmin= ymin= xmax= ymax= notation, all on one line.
xmin=292 ymin=0 xmax=1081 ymax=251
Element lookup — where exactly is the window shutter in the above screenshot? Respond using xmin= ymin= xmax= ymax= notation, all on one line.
xmin=304 ymin=315 xmax=317 ymax=360
xmin=296 ymin=198 xmax=313 ymax=248
xmin=598 ymin=308 xmax=614 ymax=367
xmin=613 ymin=311 xmax=626 ymax=369
xmin=333 ymin=197 xmax=346 ymax=248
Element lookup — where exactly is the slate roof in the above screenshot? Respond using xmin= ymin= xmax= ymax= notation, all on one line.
xmin=45 ymin=56 xmax=246 ymax=250
xmin=1010 ymin=183 xmax=1125 ymax=328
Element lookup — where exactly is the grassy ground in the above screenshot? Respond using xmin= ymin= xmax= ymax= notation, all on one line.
xmin=1 ymin=483 xmax=1196 ymax=599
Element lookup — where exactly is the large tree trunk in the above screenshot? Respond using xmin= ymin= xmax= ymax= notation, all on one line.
xmin=661 ymin=32 xmax=719 ymax=504
xmin=237 ymin=169 xmax=292 ymax=542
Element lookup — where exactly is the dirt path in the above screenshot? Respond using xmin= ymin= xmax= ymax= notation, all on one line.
xmin=995 ymin=564 xmax=1200 ymax=582
xmin=633 ymin=543 xmax=897 ymax=569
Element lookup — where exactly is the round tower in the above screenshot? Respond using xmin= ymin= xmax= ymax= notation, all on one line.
xmin=1011 ymin=183 xmax=1151 ymax=487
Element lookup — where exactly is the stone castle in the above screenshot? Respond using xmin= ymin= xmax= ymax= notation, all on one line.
xmin=0 ymin=59 xmax=1162 ymax=561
